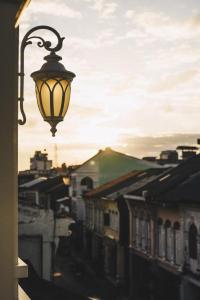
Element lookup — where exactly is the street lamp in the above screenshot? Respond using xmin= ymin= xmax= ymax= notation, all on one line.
xmin=18 ymin=25 xmax=76 ymax=136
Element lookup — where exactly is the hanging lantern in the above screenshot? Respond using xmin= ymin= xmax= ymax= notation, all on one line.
xmin=31 ymin=52 xmax=75 ymax=136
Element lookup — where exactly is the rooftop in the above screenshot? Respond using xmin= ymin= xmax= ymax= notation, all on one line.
xmin=126 ymin=154 xmax=200 ymax=205
xmin=86 ymin=168 xmax=165 ymax=199
xmin=72 ymin=147 xmax=162 ymax=185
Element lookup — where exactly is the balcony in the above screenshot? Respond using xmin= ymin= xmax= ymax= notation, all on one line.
xmin=17 ymin=258 xmax=30 ymax=300
xmin=18 ymin=285 xmax=31 ymax=300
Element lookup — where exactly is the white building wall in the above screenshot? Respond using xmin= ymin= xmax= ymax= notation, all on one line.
xmin=19 ymin=205 xmax=73 ymax=281
xmin=70 ymin=161 xmax=100 ymax=222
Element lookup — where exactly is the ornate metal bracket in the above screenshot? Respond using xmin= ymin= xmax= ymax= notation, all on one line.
xmin=18 ymin=25 xmax=65 ymax=125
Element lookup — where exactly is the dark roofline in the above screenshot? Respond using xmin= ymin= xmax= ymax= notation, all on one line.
xmin=85 ymin=170 xmax=142 ymax=198
xmin=22 ymin=176 xmax=64 ymax=192
xmin=69 ymin=149 xmax=102 ymax=173
xmin=46 ymin=182 xmax=68 ymax=194
xmin=86 ymin=168 xmax=165 ymax=199
xmin=176 ymin=145 xmax=198 ymax=150
xmin=71 ymin=148 xmax=160 ymax=174
xmin=126 ymin=154 xmax=200 ymax=204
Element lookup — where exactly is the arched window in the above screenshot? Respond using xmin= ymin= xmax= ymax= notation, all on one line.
xmin=173 ymin=222 xmax=180 ymax=265
xmin=189 ymin=223 xmax=197 ymax=260
xmin=138 ymin=211 xmax=144 ymax=249
xmin=136 ymin=216 xmax=142 ymax=249
xmin=146 ymin=217 xmax=151 ymax=254
xmin=157 ymin=218 xmax=163 ymax=257
xmin=164 ymin=220 xmax=171 ymax=261
xmin=141 ymin=217 xmax=149 ymax=252
xmin=80 ymin=177 xmax=93 ymax=192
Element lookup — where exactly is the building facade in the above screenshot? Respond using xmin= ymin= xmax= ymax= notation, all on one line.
xmin=69 ymin=147 xmax=161 ymax=222
xmin=125 ymin=155 xmax=200 ymax=300
xmin=84 ymin=168 xmax=165 ymax=293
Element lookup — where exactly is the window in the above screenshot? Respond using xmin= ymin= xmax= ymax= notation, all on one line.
xmin=141 ymin=219 xmax=148 ymax=251
xmin=157 ymin=218 xmax=163 ymax=257
xmin=132 ymin=213 xmax=137 ymax=246
xmin=80 ymin=177 xmax=93 ymax=191
xmin=164 ymin=220 xmax=171 ymax=261
xmin=146 ymin=219 xmax=151 ymax=253
xmin=110 ymin=211 xmax=119 ymax=231
xmin=173 ymin=222 xmax=180 ymax=265
xmin=104 ymin=212 xmax=110 ymax=226
xmin=138 ymin=218 xmax=143 ymax=248
xmin=189 ymin=223 xmax=197 ymax=260
xmin=136 ymin=217 xmax=140 ymax=248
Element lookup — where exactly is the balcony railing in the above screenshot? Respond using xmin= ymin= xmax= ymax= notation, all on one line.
xmin=17 ymin=258 xmax=30 ymax=300
xmin=18 ymin=285 xmax=31 ymax=300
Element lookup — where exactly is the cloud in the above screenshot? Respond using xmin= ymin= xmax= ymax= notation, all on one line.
xmin=91 ymin=0 xmax=105 ymax=11
xmin=125 ymin=10 xmax=170 ymax=27
xmin=125 ymin=10 xmax=135 ymax=19
xmin=85 ymin=0 xmax=118 ymax=19
xmin=188 ymin=13 xmax=200 ymax=27
xmin=71 ymin=104 xmax=105 ymax=118
xmin=150 ymin=69 xmax=199 ymax=92
xmin=117 ymin=133 xmax=200 ymax=159
xmin=110 ymin=76 xmax=136 ymax=96
xmin=124 ymin=9 xmax=200 ymax=42
xmin=23 ymin=0 xmax=82 ymax=19
xmin=101 ymin=2 xmax=118 ymax=19
xmin=67 ymin=28 xmax=117 ymax=49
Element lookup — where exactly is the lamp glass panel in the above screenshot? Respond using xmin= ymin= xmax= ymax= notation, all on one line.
xmin=35 ymin=77 xmax=71 ymax=120
xmin=42 ymin=79 xmax=56 ymax=117
xmin=62 ymin=83 xmax=71 ymax=117
xmin=53 ymin=78 xmax=64 ymax=117
xmin=35 ymin=78 xmax=51 ymax=117
xmin=35 ymin=80 xmax=43 ymax=116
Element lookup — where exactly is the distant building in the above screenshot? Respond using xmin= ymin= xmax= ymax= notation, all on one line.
xmin=143 ymin=150 xmax=180 ymax=167
xmin=69 ymin=147 xmax=161 ymax=222
xmin=176 ymin=145 xmax=198 ymax=160
xmin=160 ymin=150 xmax=178 ymax=161
xmin=19 ymin=150 xmax=69 ymax=180
xmin=143 ymin=144 xmax=199 ymax=168
xmin=30 ymin=150 xmax=52 ymax=171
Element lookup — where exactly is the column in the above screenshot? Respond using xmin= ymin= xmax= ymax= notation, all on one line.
xmin=104 ymin=243 xmax=110 ymax=276
xmin=0 ymin=3 xmax=19 ymax=300
xmin=197 ymin=234 xmax=200 ymax=271
xmin=43 ymin=240 xmax=53 ymax=281
xmin=116 ymin=244 xmax=125 ymax=284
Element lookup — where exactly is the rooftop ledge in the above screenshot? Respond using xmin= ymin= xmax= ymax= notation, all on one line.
xmin=17 ymin=259 xmax=30 ymax=300
xmin=16 ymin=258 xmax=28 ymax=279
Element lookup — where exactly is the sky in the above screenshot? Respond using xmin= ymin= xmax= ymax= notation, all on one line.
xmin=19 ymin=0 xmax=200 ymax=170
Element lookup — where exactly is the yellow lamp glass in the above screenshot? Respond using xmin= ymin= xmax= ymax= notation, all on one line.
xmin=35 ymin=78 xmax=71 ymax=119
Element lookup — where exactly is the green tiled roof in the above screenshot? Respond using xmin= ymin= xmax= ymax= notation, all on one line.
xmin=93 ymin=148 xmax=161 ymax=185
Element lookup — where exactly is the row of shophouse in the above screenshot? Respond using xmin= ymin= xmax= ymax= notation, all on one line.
xmin=69 ymin=148 xmax=200 ymax=300
xmin=18 ymin=147 xmax=200 ymax=299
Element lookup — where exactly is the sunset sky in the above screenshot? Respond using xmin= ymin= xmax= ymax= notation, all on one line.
xmin=19 ymin=0 xmax=200 ymax=170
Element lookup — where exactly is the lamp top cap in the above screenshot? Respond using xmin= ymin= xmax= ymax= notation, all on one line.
xmin=31 ymin=51 xmax=76 ymax=82
xmin=44 ymin=51 xmax=62 ymax=62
